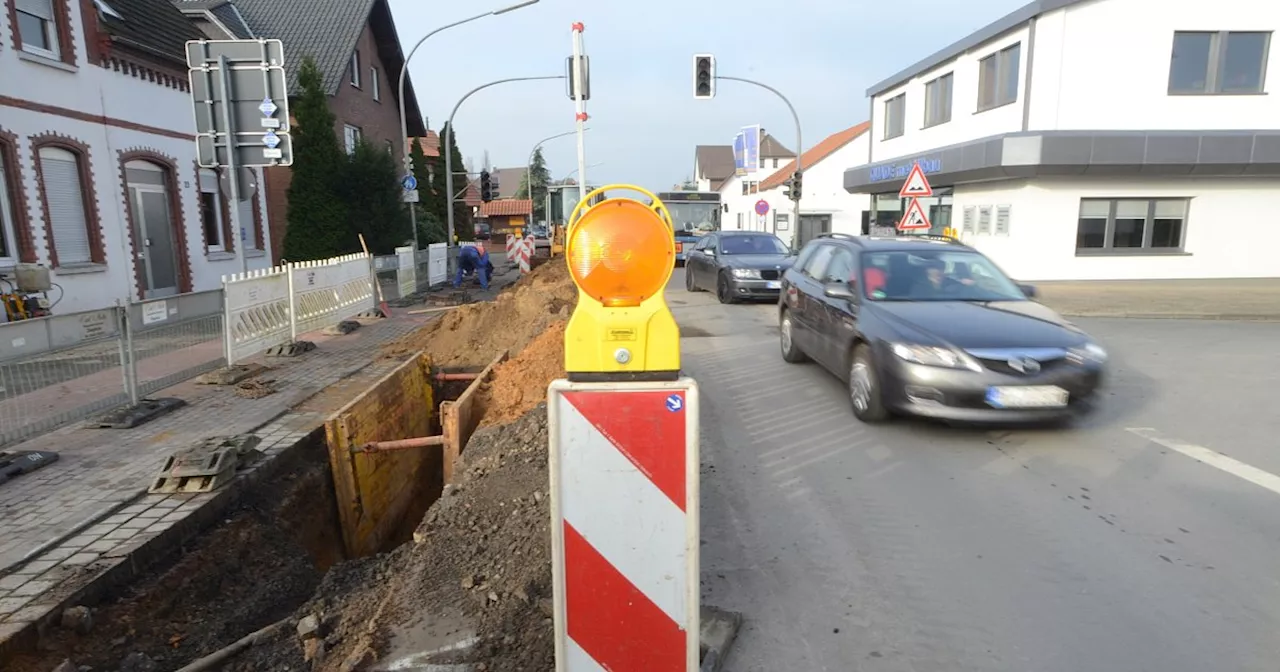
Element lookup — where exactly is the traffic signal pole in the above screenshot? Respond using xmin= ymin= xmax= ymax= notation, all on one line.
xmin=443 ymin=75 xmax=564 ymax=270
xmin=714 ymin=75 xmax=803 ymax=250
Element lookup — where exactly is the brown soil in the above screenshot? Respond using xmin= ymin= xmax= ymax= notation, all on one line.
xmin=383 ymin=259 xmax=576 ymax=367
xmin=230 ymin=405 xmax=555 ymax=672
xmin=478 ymin=320 xmax=567 ymax=427
xmin=8 ymin=440 xmax=345 ymax=672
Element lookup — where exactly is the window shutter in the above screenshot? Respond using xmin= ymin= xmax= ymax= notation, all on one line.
xmin=39 ymin=149 xmax=93 ymax=265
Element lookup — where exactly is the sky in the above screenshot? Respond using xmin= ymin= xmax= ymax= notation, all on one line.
xmin=387 ymin=0 xmax=1028 ymax=192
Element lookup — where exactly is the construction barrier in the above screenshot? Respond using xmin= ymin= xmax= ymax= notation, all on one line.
xmin=222 ymin=252 xmax=375 ymax=365
xmin=395 ymin=245 xmax=416 ymax=298
xmin=427 ymin=243 xmax=448 ymax=286
xmin=547 ymin=379 xmax=700 ymax=671
xmin=506 ymin=233 xmax=520 ymax=265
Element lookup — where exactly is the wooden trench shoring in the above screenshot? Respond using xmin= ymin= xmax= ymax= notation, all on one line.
xmin=323 ymin=350 xmax=507 ymax=558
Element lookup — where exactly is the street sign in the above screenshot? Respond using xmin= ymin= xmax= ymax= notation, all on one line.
xmin=402 ymin=190 xmax=420 ymax=203
xmin=401 ymin=174 xmax=418 ymax=191
xmin=754 ymin=199 xmax=769 ymax=216
xmin=898 ymin=198 xmax=932 ymax=231
xmin=187 ymin=39 xmax=293 ymax=168
xmin=899 ymin=162 xmax=934 ymax=198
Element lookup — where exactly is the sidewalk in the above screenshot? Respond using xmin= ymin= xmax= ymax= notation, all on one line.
xmin=1035 ymin=278 xmax=1280 ymax=320
xmin=0 ymin=266 xmax=522 ymax=658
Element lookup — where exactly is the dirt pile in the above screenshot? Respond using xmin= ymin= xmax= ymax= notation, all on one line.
xmin=384 ymin=259 xmax=576 ymax=367
xmin=231 ymin=405 xmax=555 ymax=671
xmin=479 ymin=320 xmax=567 ymax=427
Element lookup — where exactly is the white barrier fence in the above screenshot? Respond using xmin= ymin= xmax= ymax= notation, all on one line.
xmin=222 ymin=252 xmax=376 ymax=365
xmin=428 ymin=243 xmax=448 ymax=286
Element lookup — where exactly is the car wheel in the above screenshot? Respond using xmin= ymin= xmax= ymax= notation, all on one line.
xmin=685 ymin=267 xmax=702 ymax=292
xmin=716 ymin=272 xmax=736 ymax=304
xmin=849 ymin=344 xmax=889 ymax=423
xmin=779 ymin=310 xmax=807 ymax=363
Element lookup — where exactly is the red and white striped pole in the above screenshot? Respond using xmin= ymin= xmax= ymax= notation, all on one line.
xmin=548 ymin=379 xmax=701 ymax=670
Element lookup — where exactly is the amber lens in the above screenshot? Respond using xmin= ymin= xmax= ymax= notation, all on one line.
xmin=567 ymin=199 xmax=673 ymax=307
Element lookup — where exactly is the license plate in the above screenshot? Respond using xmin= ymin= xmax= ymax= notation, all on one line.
xmin=986 ymin=385 xmax=1068 ymax=409
xmin=675 ymin=243 xmax=684 ymax=253
xmin=765 ymin=280 xmax=781 ymax=289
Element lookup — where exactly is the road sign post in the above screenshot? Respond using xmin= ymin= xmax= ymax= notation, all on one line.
xmin=551 ymin=185 xmax=698 ymax=670
xmin=187 ymin=39 xmax=291 ymax=273
xmin=897 ymin=162 xmax=935 ymax=233
xmin=754 ymin=199 xmax=769 ymax=216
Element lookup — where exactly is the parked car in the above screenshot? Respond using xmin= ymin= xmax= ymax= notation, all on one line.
xmin=685 ymin=231 xmax=794 ymax=303
xmin=778 ymin=233 xmax=1107 ymax=424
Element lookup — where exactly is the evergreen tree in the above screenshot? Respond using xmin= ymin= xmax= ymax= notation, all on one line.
xmin=282 ymin=56 xmax=351 ymax=261
xmin=515 ymin=147 xmax=552 ymax=223
xmin=439 ymin=122 xmax=473 ymax=241
xmin=408 ymin=137 xmax=436 ymax=234
xmin=343 ymin=140 xmax=412 ymax=254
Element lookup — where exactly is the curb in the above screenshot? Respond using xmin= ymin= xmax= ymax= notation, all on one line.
xmin=1058 ymin=311 xmax=1280 ymax=322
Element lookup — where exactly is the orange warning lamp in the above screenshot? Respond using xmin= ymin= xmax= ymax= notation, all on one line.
xmin=562 ymin=184 xmax=680 ymax=376
xmin=566 ymin=198 xmax=673 ymax=307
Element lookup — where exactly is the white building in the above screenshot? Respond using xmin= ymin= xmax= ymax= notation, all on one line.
xmin=721 ymin=123 xmax=873 ymax=245
xmin=0 ymin=0 xmax=270 ymax=316
xmin=843 ymin=0 xmax=1280 ymax=281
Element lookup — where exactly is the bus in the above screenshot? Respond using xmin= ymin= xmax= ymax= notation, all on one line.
xmin=652 ymin=191 xmax=721 ymax=264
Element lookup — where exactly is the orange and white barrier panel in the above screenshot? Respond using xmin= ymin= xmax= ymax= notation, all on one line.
xmin=548 ymin=379 xmax=700 ymax=671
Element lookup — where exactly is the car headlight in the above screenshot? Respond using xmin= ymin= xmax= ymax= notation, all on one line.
xmin=1068 ymin=342 xmax=1108 ymax=363
xmin=890 ymin=343 xmax=982 ymax=372
xmin=731 ymin=268 xmax=761 ymax=279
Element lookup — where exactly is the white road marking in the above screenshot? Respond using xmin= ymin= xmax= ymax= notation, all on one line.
xmin=1127 ymin=427 xmax=1280 ymax=496
xmin=776 ymin=477 xmax=804 ymax=489
xmin=770 ymin=446 xmax=854 ymax=477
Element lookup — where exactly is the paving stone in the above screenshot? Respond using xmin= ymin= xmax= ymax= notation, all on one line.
xmin=0 ymin=596 xmax=31 ymax=616
xmin=9 ymin=580 xmax=52 ymax=598
xmin=9 ymin=604 xmax=53 ymax=623
xmin=61 ymin=553 xmax=100 ymax=566
xmin=0 ymin=575 xmax=29 ymax=592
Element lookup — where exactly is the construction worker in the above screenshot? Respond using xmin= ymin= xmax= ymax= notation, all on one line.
xmin=454 ymin=243 xmax=491 ymax=290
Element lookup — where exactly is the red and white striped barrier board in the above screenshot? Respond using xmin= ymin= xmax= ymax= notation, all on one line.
xmin=506 ymin=233 xmax=519 ymax=262
xmin=548 ymin=379 xmax=700 ymax=671
xmin=518 ymin=236 xmax=534 ymax=274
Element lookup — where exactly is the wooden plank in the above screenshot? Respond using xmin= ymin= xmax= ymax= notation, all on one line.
xmin=324 ymin=352 xmax=440 ymax=557
xmin=441 ymin=350 xmax=507 ymax=485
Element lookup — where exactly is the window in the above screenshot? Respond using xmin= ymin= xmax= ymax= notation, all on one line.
xmin=198 ymin=169 xmax=224 ymax=252
xmin=883 ymin=93 xmax=905 ymax=139
xmin=822 ymin=249 xmax=855 ymax=284
xmin=343 ymin=125 xmax=362 ymax=155
xmin=977 ymin=43 xmax=1021 ymax=111
xmin=802 ymin=244 xmax=836 ymax=278
xmin=1169 ymin=31 xmax=1271 ymax=94
xmin=0 ymin=145 xmax=18 ymax=264
xmin=38 ymin=146 xmax=94 ymax=266
xmin=16 ymin=0 xmax=61 ymax=59
xmin=721 ymin=234 xmax=787 ymax=255
xmin=349 ymin=51 xmax=361 ymax=87
xmin=924 ymin=73 xmax=953 ymax=128
xmin=1076 ymin=198 xmax=1188 ymax=253
xmin=371 ymin=67 xmax=380 ymax=101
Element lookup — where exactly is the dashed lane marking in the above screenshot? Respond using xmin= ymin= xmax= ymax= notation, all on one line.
xmin=1127 ymin=427 xmax=1280 ymax=497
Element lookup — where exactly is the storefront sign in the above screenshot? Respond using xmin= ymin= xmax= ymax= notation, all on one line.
xmin=869 ymin=158 xmax=942 ymax=183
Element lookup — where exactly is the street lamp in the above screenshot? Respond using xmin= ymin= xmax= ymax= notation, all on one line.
xmin=396 ymin=0 xmax=542 ymax=250
xmin=527 ymin=129 xmax=587 ymax=222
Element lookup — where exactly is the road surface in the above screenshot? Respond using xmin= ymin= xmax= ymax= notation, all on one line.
xmin=671 ymin=269 xmax=1280 ymax=672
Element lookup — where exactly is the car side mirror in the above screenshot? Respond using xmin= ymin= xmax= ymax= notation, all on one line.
xmin=705 ymin=248 xmax=716 ymax=256
xmin=1018 ymin=283 xmax=1038 ymax=298
xmin=823 ymin=282 xmax=857 ymax=301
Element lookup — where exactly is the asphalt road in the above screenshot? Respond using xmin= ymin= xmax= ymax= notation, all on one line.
xmin=670 ymin=269 xmax=1280 ymax=672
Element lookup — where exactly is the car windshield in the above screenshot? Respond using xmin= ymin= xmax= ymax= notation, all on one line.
xmin=859 ymin=249 xmax=1026 ymax=302
xmin=666 ymin=202 xmax=719 ymax=234
xmin=721 ymin=235 xmax=788 ymax=255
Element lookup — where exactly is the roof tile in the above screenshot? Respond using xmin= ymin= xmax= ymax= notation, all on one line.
xmin=480 ymin=199 xmax=532 ymax=217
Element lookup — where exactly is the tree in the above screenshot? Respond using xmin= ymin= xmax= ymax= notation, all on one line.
xmin=343 ymin=140 xmax=412 ymax=254
xmin=438 ymin=122 xmax=473 ymax=241
xmin=282 ymin=56 xmax=351 ymax=261
xmin=515 ymin=147 xmax=552 ymax=223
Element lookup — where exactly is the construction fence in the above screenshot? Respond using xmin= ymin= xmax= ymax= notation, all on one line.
xmin=0 ymin=251 xmax=389 ymax=448
xmin=374 ymin=243 xmax=450 ymax=302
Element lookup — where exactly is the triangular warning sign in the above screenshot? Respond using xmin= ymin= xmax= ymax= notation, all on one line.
xmin=897 ymin=198 xmax=932 ymax=231
xmin=898 ymin=162 xmax=934 ymax=198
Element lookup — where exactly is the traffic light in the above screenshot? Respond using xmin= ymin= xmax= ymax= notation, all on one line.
xmin=694 ymin=54 xmax=715 ymax=99
xmin=480 ymin=170 xmax=492 ymax=202
xmin=563 ymin=185 xmax=680 ymax=375
xmin=783 ymin=171 xmax=803 ymax=201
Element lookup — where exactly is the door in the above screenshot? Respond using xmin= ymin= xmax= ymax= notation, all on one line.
xmin=685 ymin=236 xmax=708 ymax=288
xmin=696 ymin=234 xmax=719 ymax=288
xmin=798 ymin=214 xmax=832 ymax=247
xmin=792 ymin=243 xmax=836 ymax=354
xmin=814 ymin=248 xmax=858 ymax=372
xmin=126 ymin=161 xmax=179 ymax=299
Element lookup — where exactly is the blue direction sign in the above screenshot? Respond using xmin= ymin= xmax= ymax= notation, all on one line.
xmin=262 ymin=130 xmax=281 ymax=149
xmin=402 ymin=174 xmax=418 ymax=191
xmin=258 ymin=97 xmax=278 ymax=117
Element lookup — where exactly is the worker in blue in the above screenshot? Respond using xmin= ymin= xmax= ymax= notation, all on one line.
xmin=454 ymin=242 xmax=491 ymax=290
